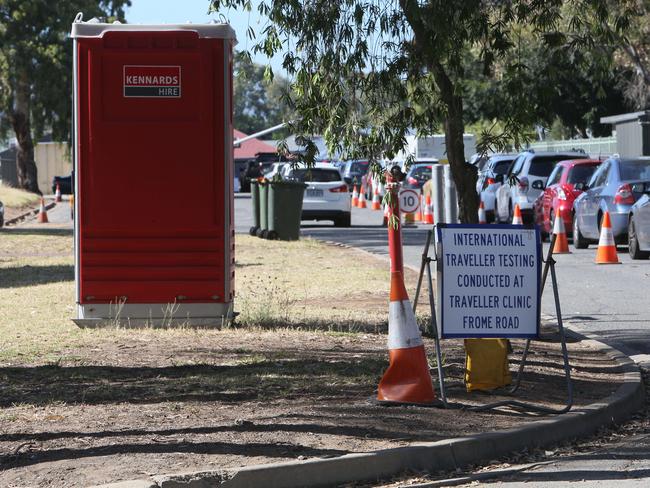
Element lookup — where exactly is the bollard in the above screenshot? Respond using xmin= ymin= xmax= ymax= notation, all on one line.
xmin=443 ymin=165 xmax=458 ymax=224
xmin=431 ymin=164 xmax=445 ymax=224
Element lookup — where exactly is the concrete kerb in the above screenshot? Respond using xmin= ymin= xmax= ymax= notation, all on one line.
xmin=4 ymin=199 xmax=56 ymax=226
xmin=94 ymin=237 xmax=645 ymax=488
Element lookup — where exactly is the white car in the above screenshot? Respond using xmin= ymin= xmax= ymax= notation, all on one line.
xmin=495 ymin=150 xmax=587 ymax=223
xmin=264 ymin=162 xmax=289 ymax=181
xmin=286 ymin=163 xmax=351 ymax=227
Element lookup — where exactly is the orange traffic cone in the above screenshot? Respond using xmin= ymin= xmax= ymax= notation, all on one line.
xmin=371 ymin=187 xmax=382 ymax=211
xmin=413 ymin=194 xmax=423 ymax=222
xmin=37 ymin=198 xmax=49 ymax=223
xmin=423 ymin=194 xmax=434 ymax=224
xmin=478 ymin=200 xmax=487 ymax=224
xmin=595 ymin=211 xmax=620 ymax=264
xmin=55 ymin=183 xmax=62 ymax=202
xmin=378 ymin=184 xmax=436 ymax=405
xmin=351 ymin=185 xmax=359 ymax=207
xmin=512 ymin=204 xmax=523 ymax=225
xmin=552 ymin=209 xmax=571 ymax=254
xmin=358 ymin=187 xmax=367 ymax=208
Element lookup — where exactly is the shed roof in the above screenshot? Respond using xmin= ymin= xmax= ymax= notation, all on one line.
xmin=600 ymin=111 xmax=650 ymax=125
xmin=233 ymin=129 xmax=277 ymax=160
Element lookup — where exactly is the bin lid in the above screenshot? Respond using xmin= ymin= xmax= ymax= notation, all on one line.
xmin=70 ymin=13 xmax=237 ymax=40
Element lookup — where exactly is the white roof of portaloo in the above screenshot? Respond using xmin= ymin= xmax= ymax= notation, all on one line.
xmin=70 ymin=12 xmax=237 ymax=40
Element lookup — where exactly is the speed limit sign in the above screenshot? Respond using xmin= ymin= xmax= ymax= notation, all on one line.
xmin=399 ymin=188 xmax=420 ymax=213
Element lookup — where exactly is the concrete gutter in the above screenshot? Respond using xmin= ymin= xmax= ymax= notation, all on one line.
xmin=94 ymin=332 xmax=644 ymax=488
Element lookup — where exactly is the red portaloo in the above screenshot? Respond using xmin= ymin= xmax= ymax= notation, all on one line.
xmin=377 ymin=182 xmax=436 ymax=404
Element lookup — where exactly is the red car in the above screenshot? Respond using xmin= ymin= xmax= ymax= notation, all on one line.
xmin=534 ymin=159 xmax=603 ymax=239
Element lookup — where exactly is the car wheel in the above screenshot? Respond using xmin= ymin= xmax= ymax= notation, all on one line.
xmin=267 ymin=230 xmax=278 ymax=240
xmin=249 ymin=226 xmax=259 ymax=236
xmin=573 ymin=214 xmax=589 ymax=249
xmin=628 ymin=217 xmax=650 ymax=260
xmin=334 ymin=213 xmax=352 ymax=227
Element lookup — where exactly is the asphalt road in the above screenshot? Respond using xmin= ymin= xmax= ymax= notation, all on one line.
xmin=235 ymin=194 xmax=650 ymax=358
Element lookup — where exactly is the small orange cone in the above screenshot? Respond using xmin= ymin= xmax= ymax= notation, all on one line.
xmin=403 ymin=209 xmax=414 ymax=225
xmin=371 ymin=187 xmax=382 ymax=211
xmin=478 ymin=200 xmax=487 ymax=224
xmin=37 ymin=197 xmax=49 ymax=223
xmin=512 ymin=204 xmax=523 ymax=225
xmin=351 ymin=185 xmax=359 ymax=207
xmin=378 ymin=184 xmax=436 ymax=405
xmin=552 ymin=209 xmax=571 ymax=254
xmin=595 ymin=212 xmax=620 ymax=264
xmin=358 ymin=187 xmax=367 ymax=208
xmin=413 ymin=194 xmax=423 ymax=222
xmin=423 ymin=194 xmax=434 ymax=224
xmin=55 ymin=183 xmax=62 ymax=203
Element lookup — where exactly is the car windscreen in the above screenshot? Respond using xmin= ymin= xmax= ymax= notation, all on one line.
xmin=568 ymin=164 xmax=599 ymax=184
xmin=290 ymin=169 xmax=342 ymax=182
xmin=619 ymin=160 xmax=650 ymax=181
xmin=410 ymin=166 xmax=432 ymax=180
xmin=349 ymin=162 xmax=368 ymax=173
xmin=492 ymin=159 xmax=513 ymax=175
xmin=528 ymin=156 xmax=572 ymax=177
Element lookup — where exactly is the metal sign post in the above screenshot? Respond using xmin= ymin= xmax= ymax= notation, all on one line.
xmin=413 ymin=225 xmax=573 ymax=414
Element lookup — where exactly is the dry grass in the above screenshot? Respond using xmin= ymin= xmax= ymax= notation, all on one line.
xmin=0 ymin=231 xmax=403 ymax=362
xmin=0 ymin=183 xmax=40 ymax=208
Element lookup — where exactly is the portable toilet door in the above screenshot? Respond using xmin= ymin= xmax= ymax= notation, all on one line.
xmin=70 ymin=14 xmax=236 ymax=327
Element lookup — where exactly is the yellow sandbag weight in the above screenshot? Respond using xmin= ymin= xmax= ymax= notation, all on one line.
xmin=464 ymin=338 xmax=511 ymax=391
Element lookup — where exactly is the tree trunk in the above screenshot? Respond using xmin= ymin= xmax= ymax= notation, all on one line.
xmin=11 ymin=68 xmax=41 ymax=195
xmin=430 ymin=62 xmax=479 ymax=224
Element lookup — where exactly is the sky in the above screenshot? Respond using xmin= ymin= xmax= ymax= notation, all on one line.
xmin=124 ymin=0 xmax=283 ymax=71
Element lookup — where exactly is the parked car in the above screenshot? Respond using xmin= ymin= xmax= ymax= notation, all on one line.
xmin=495 ymin=150 xmax=587 ymax=224
xmin=263 ymin=162 xmax=289 ymax=181
xmin=628 ymin=190 xmax=650 ymax=259
xmin=573 ymin=157 xmax=650 ymax=248
xmin=476 ymin=154 xmax=518 ymax=222
xmin=0 ymin=199 xmax=4 ymax=228
xmin=341 ymin=160 xmax=370 ymax=190
xmin=285 ymin=163 xmax=352 ymax=227
xmin=51 ymin=173 xmax=74 ymax=195
xmin=533 ymin=159 xmax=602 ymax=239
xmin=403 ymin=160 xmax=440 ymax=190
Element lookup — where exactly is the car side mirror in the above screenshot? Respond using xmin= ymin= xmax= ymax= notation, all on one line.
xmin=494 ymin=174 xmax=504 ymax=184
xmin=575 ymin=182 xmax=587 ymax=191
xmin=531 ymin=180 xmax=545 ymax=190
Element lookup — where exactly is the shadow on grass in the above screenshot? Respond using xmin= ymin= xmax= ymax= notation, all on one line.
xmin=0 ymin=358 xmax=387 ymax=408
xmin=0 ymin=264 xmax=74 ymax=288
xmin=0 ymin=439 xmax=347 ymax=470
xmin=0 ymin=228 xmax=73 ymax=237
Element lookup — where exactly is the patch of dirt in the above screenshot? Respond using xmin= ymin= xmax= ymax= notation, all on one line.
xmin=0 ymin=326 xmax=623 ymax=488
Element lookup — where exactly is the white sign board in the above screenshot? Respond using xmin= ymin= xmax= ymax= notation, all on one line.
xmin=399 ymin=189 xmax=420 ymax=213
xmin=436 ymin=224 xmax=541 ymax=338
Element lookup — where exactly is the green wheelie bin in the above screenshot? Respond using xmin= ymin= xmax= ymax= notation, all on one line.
xmin=267 ymin=181 xmax=307 ymax=240
xmin=249 ymin=180 xmax=261 ymax=236
xmin=256 ymin=180 xmax=269 ymax=238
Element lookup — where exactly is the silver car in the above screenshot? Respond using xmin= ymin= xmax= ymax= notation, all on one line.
xmin=628 ymin=190 xmax=650 ymax=259
xmin=572 ymin=157 xmax=650 ymax=248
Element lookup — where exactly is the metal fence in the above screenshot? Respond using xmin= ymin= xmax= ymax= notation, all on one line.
xmin=526 ymin=136 xmax=617 ymax=158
